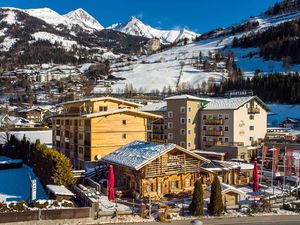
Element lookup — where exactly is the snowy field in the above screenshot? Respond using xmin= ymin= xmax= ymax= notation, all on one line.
xmin=0 ymin=156 xmax=47 ymax=202
xmin=267 ymin=104 xmax=300 ymax=126
xmin=0 ymin=130 xmax=52 ymax=145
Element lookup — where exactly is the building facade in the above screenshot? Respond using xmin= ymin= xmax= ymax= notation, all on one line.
xmin=52 ymin=97 xmax=161 ymax=169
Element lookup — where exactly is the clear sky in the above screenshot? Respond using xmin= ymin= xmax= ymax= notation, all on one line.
xmin=0 ymin=0 xmax=279 ymax=33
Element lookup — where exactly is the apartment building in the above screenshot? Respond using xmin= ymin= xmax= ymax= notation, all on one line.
xmin=52 ymin=97 xmax=161 ymax=169
xmin=144 ymin=95 xmax=269 ymax=159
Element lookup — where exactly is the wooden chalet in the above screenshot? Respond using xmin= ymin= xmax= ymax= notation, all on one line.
xmin=101 ymin=141 xmax=212 ymax=200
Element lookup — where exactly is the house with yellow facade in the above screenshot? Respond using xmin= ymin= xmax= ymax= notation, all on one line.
xmin=52 ymin=97 xmax=161 ymax=169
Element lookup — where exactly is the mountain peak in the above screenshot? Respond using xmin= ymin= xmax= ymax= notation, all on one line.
xmin=64 ymin=8 xmax=103 ymax=30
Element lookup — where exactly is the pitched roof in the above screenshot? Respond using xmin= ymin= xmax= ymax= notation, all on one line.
xmin=165 ymin=94 xmax=211 ymax=102
xmin=60 ymin=96 xmax=142 ymax=107
xmin=203 ymin=96 xmax=269 ymax=111
xmin=207 ymin=183 xmax=246 ymax=195
xmin=140 ymin=102 xmax=167 ymax=112
xmin=81 ymin=108 xmax=162 ymax=119
xmin=101 ymin=141 xmax=210 ymax=170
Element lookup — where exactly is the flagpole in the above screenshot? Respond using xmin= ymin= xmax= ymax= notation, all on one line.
xmin=283 ymin=147 xmax=286 ymax=190
xmin=271 ymin=146 xmax=274 ymax=190
xmin=260 ymin=146 xmax=264 ymax=183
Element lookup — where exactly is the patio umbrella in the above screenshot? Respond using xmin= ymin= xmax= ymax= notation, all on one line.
xmin=252 ymin=161 xmax=259 ymax=193
xmin=108 ymin=165 xmax=115 ymax=201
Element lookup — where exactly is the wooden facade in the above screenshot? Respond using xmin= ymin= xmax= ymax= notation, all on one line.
xmin=102 ymin=144 xmax=212 ymax=200
xmin=52 ymin=97 xmax=161 ymax=169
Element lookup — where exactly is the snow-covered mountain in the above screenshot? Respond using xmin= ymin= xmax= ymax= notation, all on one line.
xmin=24 ymin=7 xmax=103 ymax=32
xmin=64 ymin=8 xmax=104 ymax=31
xmin=111 ymin=16 xmax=199 ymax=44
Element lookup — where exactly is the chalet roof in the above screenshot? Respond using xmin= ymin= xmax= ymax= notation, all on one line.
xmin=165 ymin=95 xmax=211 ymax=102
xmin=60 ymin=96 xmax=142 ymax=107
xmin=81 ymin=108 xmax=162 ymax=119
xmin=201 ymin=160 xmax=254 ymax=171
xmin=101 ymin=140 xmax=210 ymax=170
xmin=140 ymin=102 xmax=167 ymax=112
xmin=203 ymin=96 xmax=270 ymax=111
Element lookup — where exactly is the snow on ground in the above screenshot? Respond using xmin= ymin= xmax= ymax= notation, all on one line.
xmin=0 ymin=37 xmax=18 ymax=52
xmin=267 ymin=104 xmax=300 ymax=126
xmin=0 ymin=130 xmax=52 ymax=145
xmin=0 ymin=28 xmax=7 ymax=36
xmin=0 ymin=156 xmax=47 ymax=202
xmin=98 ymin=195 xmax=131 ymax=212
xmin=2 ymin=10 xmax=19 ymax=25
xmin=31 ymin=32 xmax=78 ymax=51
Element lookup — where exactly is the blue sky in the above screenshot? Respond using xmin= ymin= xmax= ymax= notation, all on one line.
xmin=0 ymin=0 xmax=279 ymax=33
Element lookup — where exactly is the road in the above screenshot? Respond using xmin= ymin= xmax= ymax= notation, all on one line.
xmin=108 ymin=215 xmax=300 ymax=225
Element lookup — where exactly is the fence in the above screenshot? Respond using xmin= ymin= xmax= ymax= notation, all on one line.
xmin=0 ymin=207 xmax=91 ymax=224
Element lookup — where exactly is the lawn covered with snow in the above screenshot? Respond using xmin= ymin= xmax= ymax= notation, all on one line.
xmin=267 ymin=104 xmax=300 ymax=126
xmin=0 ymin=156 xmax=47 ymax=202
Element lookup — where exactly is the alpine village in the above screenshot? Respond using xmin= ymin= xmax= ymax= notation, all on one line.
xmin=1 ymin=1 xmax=300 ymax=225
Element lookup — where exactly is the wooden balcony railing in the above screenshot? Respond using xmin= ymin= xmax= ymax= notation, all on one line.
xmin=205 ymin=130 xmax=224 ymax=136
xmin=204 ymin=119 xmax=224 ymax=125
xmin=248 ymin=107 xmax=260 ymax=114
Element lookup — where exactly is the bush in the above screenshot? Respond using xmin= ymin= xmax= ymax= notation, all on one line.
xmin=34 ymin=201 xmax=49 ymax=209
xmin=208 ymin=175 xmax=223 ymax=216
xmin=189 ymin=179 xmax=204 ymax=216
xmin=62 ymin=201 xmax=74 ymax=208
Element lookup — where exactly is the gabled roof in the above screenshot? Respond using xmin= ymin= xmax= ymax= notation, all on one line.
xmin=165 ymin=94 xmax=211 ymax=102
xmin=60 ymin=96 xmax=142 ymax=107
xmin=101 ymin=140 xmax=210 ymax=171
xmin=207 ymin=183 xmax=246 ymax=195
xmin=81 ymin=108 xmax=162 ymax=119
xmin=203 ymin=96 xmax=270 ymax=111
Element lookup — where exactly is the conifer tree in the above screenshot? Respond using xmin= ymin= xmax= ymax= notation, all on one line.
xmin=208 ymin=174 xmax=223 ymax=216
xmin=189 ymin=179 xmax=204 ymax=216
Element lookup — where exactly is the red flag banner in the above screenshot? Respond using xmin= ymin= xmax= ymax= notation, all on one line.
xmin=262 ymin=144 xmax=268 ymax=162
xmin=285 ymin=148 xmax=294 ymax=176
xmin=272 ymin=148 xmax=280 ymax=173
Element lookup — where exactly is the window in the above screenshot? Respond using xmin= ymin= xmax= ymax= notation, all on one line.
xmin=180 ymin=106 xmax=186 ymax=113
xmin=225 ymin=137 xmax=229 ymax=143
xmin=79 ymin=147 xmax=83 ymax=154
xmin=180 ymin=142 xmax=186 ymax=148
xmin=168 ymin=111 xmax=173 ymax=118
xmin=224 ymin=114 xmax=229 ymax=120
xmin=188 ymin=142 xmax=191 ymax=148
xmin=122 ymin=120 xmax=127 ymax=125
xmin=203 ymin=115 xmax=207 ymax=120
xmin=249 ymin=137 xmax=253 ymax=141
xmin=250 ymin=115 xmax=254 ymax=120
xmin=203 ymin=137 xmax=207 ymax=142
xmin=188 ymin=107 xmax=192 ymax=112
xmin=225 ymin=126 xmax=229 ymax=131
xmin=168 ymin=122 xmax=173 ymax=129
xmin=250 ymin=126 xmax=254 ymax=130
xmin=79 ymin=133 xmax=83 ymax=140
xmin=180 ymin=129 xmax=186 ymax=135
xmin=219 ymin=126 xmax=223 ymax=131
xmin=188 ymin=129 xmax=191 ymax=135
xmin=122 ymin=133 xmax=127 ymax=139
xmin=168 ymin=133 xmax=173 ymax=140
xmin=218 ymin=137 xmax=223 ymax=142
xmin=99 ymin=106 xmax=108 ymax=112
xmin=180 ymin=117 xmax=186 ymax=124
xmin=218 ymin=114 xmax=223 ymax=119
xmin=203 ymin=126 xmax=207 ymax=131
xmin=188 ymin=118 xmax=191 ymax=123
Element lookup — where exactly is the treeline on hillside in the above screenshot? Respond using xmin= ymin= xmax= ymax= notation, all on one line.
xmin=265 ymin=0 xmax=300 ymax=16
xmin=214 ymin=73 xmax=300 ymax=103
xmin=0 ymin=136 xmax=75 ymax=187
xmin=233 ymin=19 xmax=300 ymax=64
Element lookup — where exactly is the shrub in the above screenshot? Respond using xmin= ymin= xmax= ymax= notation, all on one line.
xmin=208 ymin=175 xmax=223 ymax=216
xmin=189 ymin=179 xmax=204 ymax=216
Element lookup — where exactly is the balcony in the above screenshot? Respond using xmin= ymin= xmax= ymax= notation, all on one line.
xmin=248 ymin=107 xmax=260 ymax=114
xmin=204 ymin=141 xmax=216 ymax=147
xmin=205 ymin=130 xmax=224 ymax=136
xmin=204 ymin=119 xmax=224 ymax=125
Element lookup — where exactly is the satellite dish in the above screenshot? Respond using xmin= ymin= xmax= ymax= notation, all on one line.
xmin=96 ymin=155 xmax=101 ymax=160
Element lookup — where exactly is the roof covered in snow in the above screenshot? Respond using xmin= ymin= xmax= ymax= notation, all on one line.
xmin=203 ymin=96 xmax=269 ymax=111
xmin=46 ymin=185 xmax=75 ymax=196
xmin=165 ymin=95 xmax=211 ymax=102
xmin=140 ymin=102 xmax=167 ymax=112
xmin=207 ymin=183 xmax=246 ymax=195
xmin=101 ymin=140 xmax=210 ymax=170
